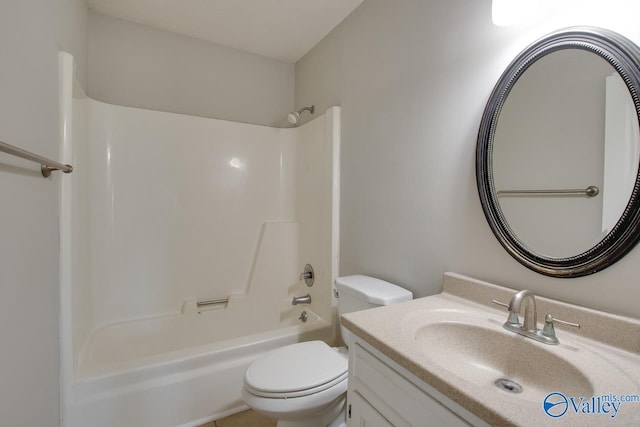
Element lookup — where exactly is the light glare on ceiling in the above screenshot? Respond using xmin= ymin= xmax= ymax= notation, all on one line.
xmin=491 ymin=0 xmax=546 ymax=26
xmin=492 ymin=0 xmax=640 ymax=27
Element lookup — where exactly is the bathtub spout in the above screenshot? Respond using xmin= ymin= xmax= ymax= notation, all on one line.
xmin=292 ymin=294 xmax=311 ymax=305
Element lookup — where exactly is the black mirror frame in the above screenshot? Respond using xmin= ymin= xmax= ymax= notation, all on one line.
xmin=477 ymin=27 xmax=640 ymax=278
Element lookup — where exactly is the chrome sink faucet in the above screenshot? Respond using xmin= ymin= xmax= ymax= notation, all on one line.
xmin=493 ymin=290 xmax=580 ymax=345
xmin=508 ymin=290 xmax=537 ymax=330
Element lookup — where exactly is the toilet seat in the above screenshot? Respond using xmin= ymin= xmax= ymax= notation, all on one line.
xmin=245 ymin=371 xmax=348 ymax=399
xmin=244 ymin=341 xmax=348 ymax=399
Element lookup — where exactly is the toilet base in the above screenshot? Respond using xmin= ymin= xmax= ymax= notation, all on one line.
xmin=327 ymin=403 xmax=346 ymax=427
xmin=274 ymin=396 xmax=346 ymax=427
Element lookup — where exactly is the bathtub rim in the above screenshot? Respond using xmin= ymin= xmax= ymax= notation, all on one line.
xmin=74 ymin=312 xmax=333 ymax=385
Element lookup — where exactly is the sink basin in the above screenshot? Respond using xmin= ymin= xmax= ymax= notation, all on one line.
xmin=414 ymin=320 xmax=595 ymax=402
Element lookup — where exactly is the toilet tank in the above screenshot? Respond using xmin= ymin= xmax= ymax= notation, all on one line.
xmin=335 ymin=275 xmax=413 ymax=347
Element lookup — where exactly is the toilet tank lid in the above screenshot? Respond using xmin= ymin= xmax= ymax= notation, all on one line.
xmin=335 ymin=275 xmax=412 ymax=305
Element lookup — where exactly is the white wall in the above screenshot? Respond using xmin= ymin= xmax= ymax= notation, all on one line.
xmin=296 ymin=0 xmax=640 ymax=319
xmin=58 ymin=0 xmax=89 ymax=89
xmin=88 ymin=12 xmax=295 ymax=127
xmin=0 ymin=1 xmax=86 ymax=426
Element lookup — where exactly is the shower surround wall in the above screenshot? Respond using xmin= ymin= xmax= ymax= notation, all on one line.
xmin=59 ymin=54 xmax=339 ymax=426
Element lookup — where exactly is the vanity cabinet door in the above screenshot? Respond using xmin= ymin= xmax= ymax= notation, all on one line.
xmin=348 ymin=391 xmax=393 ymax=427
xmin=348 ymin=341 xmax=473 ymax=427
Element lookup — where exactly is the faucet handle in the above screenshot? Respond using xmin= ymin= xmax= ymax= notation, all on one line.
xmin=492 ymin=299 xmax=520 ymax=325
xmin=300 ymin=271 xmax=312 ymax=280
xmin=491 ymin=299 xmax=509 ymax=308
xmin=299 ymin=264 xmax=314 ymax=287
xmin=542 ymin=314 xmax=580 ymax=340
xmin=545 ymin=314 xmax=580 ymax=329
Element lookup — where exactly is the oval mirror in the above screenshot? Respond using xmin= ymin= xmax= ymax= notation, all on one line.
xmin=477 ymin=27 xmax=640 ymax=277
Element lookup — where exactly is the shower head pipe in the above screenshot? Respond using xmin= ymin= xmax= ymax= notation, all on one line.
xmin=288 ymin=105 xmax=315 ymax=124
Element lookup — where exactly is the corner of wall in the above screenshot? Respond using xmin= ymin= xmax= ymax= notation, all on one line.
xmin=57 ymin=0 xmax=89 ymax=91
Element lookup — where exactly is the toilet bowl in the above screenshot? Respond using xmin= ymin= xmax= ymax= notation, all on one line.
xmin=241 ymin=275 xmax=412 ymax=427
xmin=241 ymin=341 xmax=348 ymax=427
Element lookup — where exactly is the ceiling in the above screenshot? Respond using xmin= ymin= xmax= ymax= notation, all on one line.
xmin=85 ymin=0 xmax=365 ymax=63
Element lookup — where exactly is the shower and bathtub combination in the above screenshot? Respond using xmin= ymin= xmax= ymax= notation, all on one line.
xmin=58 ymin=53 xmax=341 ymax=427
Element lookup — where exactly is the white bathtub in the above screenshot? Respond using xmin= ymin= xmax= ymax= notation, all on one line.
xmin=65 ymin=305 xmax=332 ymax=427
xmin=58 ymin=53 xmax=341 ymax=427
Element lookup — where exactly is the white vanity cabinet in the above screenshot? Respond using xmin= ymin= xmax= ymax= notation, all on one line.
xmin=346 ymin=336 xmax=487 ymax=427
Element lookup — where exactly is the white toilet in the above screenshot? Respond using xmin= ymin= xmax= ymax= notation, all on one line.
xmin=241 ymin=275 xmax=413 ymax=427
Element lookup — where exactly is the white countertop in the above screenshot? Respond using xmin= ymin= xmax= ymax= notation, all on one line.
xmin=341 ymin=273 xmax=640 ymax=426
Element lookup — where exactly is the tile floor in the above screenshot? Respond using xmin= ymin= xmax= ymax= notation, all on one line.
xmin=200 ymin=409 xmax=276 ymax=427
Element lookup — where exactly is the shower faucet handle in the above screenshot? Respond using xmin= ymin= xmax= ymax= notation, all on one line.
xmin=299 ymin=264 xmax=314 ymax=286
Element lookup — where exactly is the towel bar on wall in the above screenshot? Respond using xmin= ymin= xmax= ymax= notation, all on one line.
xmin=496 ymin=186 xmax=600 ymax=198
xmin=0 ymin=140 xmax=73 ymax=177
